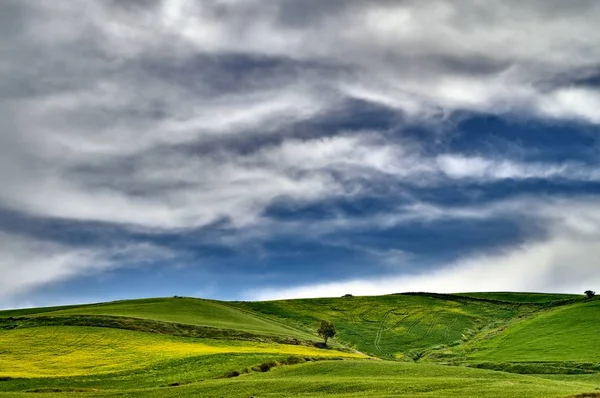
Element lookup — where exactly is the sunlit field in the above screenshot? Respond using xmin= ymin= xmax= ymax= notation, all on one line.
xmin=1 ymin=294 xmax=599 ymax=397
xmin=0 ymin=326 xmax=363 ymax=378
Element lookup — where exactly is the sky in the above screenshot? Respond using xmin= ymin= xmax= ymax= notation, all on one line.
xmin=2 ymin=0 xmax=600 ymax=309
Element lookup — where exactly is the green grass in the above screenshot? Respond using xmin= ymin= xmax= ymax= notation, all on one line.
xmin=1 ymin=292 xmax=599 ymax=397
xmin=456 ymin=292 xmax=581 ymax=303
xmin=41 ymin=297 xmax=316 ymax=340
xmin=0 ymin=314 xmax=321 ymax=346
xmin=230 ymin=293 xmax=535 ymax=359
xmin=0 ymin=361 xmax=597 ymax=397
xmin=0 ymin=326 xmax=362 ymax=378
xmin=466 ymin=299 xmax=600 ymax=363
xmin=421 ymin=298 xmax=600 ymax=374
xmin=0 ymin=304 xmax=90 ymax=318
xmin=0 ymin=353 xmax=287 ymax=391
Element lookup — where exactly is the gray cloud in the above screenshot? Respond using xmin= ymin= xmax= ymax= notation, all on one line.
xmin=3 ymin=0 xmax=600 ymax=227
xmin=1 ymin=0 xmax=600 ymax=302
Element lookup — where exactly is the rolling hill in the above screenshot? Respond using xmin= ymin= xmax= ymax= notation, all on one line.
xmin=0 ymin=292 xmax=598 ymax=397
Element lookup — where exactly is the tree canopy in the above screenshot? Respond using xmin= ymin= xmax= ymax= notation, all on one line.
xmin=317 ymin=320 xmax=336 ymax=345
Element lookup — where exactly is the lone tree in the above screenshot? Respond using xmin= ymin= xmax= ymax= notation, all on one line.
xmin=585 ymin=290 xmax=596 ymax=298
xmin=317 ymin=320 xmax=336 ymax=345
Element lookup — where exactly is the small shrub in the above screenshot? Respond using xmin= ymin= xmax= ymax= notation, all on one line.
xmin=255 ymin=360 xmax=279 ymax=372
xmin=342 ymin=294 xmax=353 ymax=297
xmin=282 ymin=356 xmax=305 ymax=365
xmin=585 ymin=290 xmax=596 ymax=299
xmin=224 ymin=370 xmax=240 ymax=378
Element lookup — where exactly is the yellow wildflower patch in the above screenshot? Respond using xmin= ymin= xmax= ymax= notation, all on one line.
xmin=0 ymin=327 xmax=365 ymax=378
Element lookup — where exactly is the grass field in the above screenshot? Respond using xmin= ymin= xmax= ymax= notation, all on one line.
xmin=0 ymin=360 xmax=597 ymax=397
xmin=0 ymin=326 xmax=363 ymax=378
xmin=453 ymin=299 xmax=600 ymax=376
xmin=455 ymin=292 xmax=580 ymax=303
xmin=468 ymin=300 xmax=600 ymax=361
xmin=0 ymin=292 xmax=598 ymax=397
xmin=42 ymin=297 xmax=317 ymax=341
xmin=230 ymin=293 xmax=538 ymax=359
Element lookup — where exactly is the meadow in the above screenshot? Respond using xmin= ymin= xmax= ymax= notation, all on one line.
xmin=0 ymin=292 xmax=599 ymax=397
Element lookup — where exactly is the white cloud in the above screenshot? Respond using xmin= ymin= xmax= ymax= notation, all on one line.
xmin=437 ymin=155 xmax=600 ymax=181
xmin=0 ymin=231 xmax=172 ymax=301
xmin=0 ymin=134 xmax=422 ymax=229
xmin=538 ymin=87 xmax=600 ymax=124
xmin=2 ymin=0 xmax=600 ymax=230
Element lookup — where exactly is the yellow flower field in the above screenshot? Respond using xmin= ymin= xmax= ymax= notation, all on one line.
xmin=0 ymin=326 xmax=365 ymax=378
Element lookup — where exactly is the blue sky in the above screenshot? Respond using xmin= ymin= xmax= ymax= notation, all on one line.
xmin=2 ymin=0 xmax=600 ymax=308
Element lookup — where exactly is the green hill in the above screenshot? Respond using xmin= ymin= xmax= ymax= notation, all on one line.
xmin=448 ymin=299 xmax=600 ymax=375
xmin=38 ymin=297 xmax=317 ymax=341
xmin=455 ymin=292 xmax=580 ymax=303
xmin=0 ymin=359 xmax=596 ymax=398
xmin=1 ymin=292 xmax=599 ymax=397
xmin=469 ymin=299 xmax=600 ymax=362
xmin=229 ymin=293 xmax=551 ymax=359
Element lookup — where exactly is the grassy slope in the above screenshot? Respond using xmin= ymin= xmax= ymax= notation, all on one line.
xmin=0 ymin=353 xmax=321 ymax=392
xmin=41 ymin=297 xmax=316 ymax=340
xmin=420 ymin=297 xmax=600 ymax=375
xmin=230 ymin=293 xmax=538 ymax=359
xmin=0 ymin=326 xmax=362 ymax=378
xmin=1 ymin=293 xmax=598 ymax=397
xmin=0 ymin=304 xmax=90 ymax=318
xmin=456 ymin=292 xmax=580 ymax=303
xmin=467 ymin=299 xmax=600 ymax=363
xmin=0 ymin=361 xmax=596 ymax=398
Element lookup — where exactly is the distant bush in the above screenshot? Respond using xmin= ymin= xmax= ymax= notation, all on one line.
xmin=342 ymin=294 xmax=353 ymax=297
xmin=584 ymin=290 xmax=596 ymax=299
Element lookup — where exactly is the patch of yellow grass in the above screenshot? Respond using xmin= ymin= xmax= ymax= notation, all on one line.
xmin=0 ymin=327 xmax=365 ymax=378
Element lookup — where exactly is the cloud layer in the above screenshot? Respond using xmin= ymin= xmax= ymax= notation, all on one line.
xmin=1 ymin=0 xmax=600 ymax=304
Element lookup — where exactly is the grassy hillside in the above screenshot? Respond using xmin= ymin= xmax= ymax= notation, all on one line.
xmin=1 ymin=292 xmax=598 ymax=397
xmin=41 ymin=297 xmax=316 ymax=341
xmin=0 ymin=326 xmax=363 ymax=378
xmin=0 ymin=360 xmax=596 ymax=397
xmin=0 ymin=304 xmax=90 ymax=318
xmin=456 ymin=292 xmax=580 ymax=303
xmin=230 ymin=293 xmax=543 ymax=359
xmin=468 ymin=299 xmax=600 ymax=362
